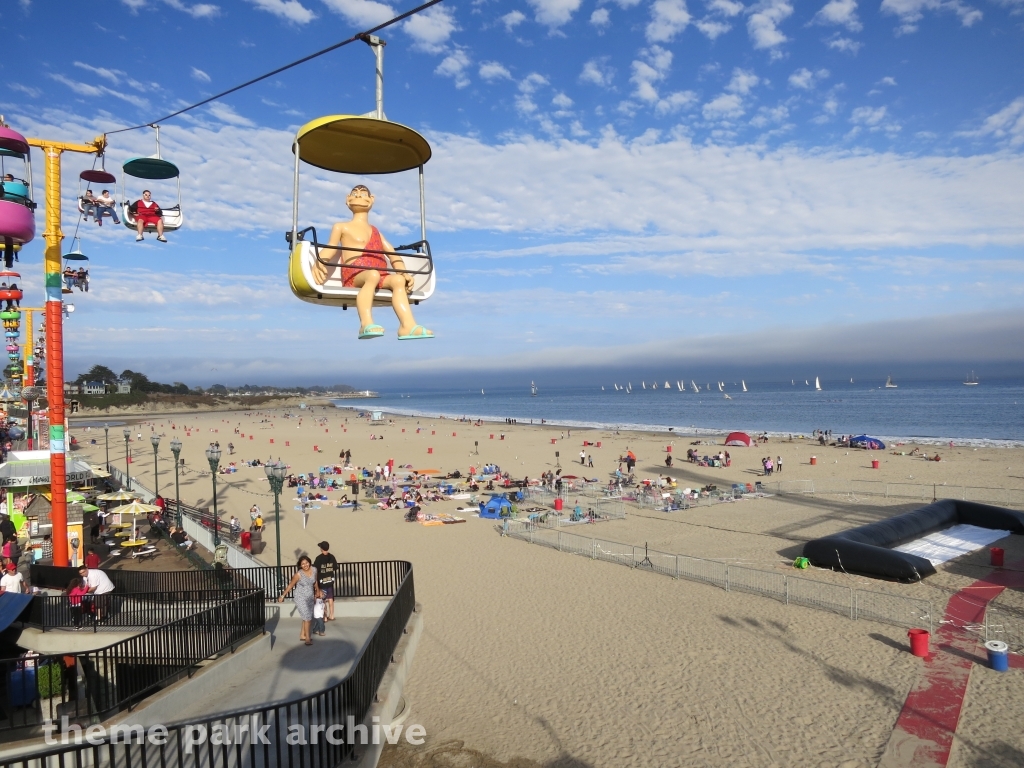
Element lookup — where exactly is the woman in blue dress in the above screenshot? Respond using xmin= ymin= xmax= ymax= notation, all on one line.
xmin=278 ymin=554 xmax=322 ymax=645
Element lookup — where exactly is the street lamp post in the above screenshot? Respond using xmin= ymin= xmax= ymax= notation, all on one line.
xmin=170 ymin=438 xmax=182 ymax=529
xmin=122 ymin=428 xmax=131 ymax=490
xmin=103 ymin=423 xmax=109 ymax=468
xmin=265 ymin=460 xmax=286 ymax=590
xmin=150 ymin=434 xmax=161 ymax=497
xmin=20 ymin=386 xmax=39 ymax=450
xmin=205 ymin=445 xmax=221 ymax=546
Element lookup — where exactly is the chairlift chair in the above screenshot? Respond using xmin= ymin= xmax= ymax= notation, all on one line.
xmin=287 ymin=35 xmax=435 ymax=309
xmin=77 ymin=158 xmax=117 ymax=219
xmin=121 ymin=126 xmax=183 ymax=233
xmin=61 ymin=238 xmax=89 ymax=294
xmin=0 ymin=125 xmax=36 ymax=269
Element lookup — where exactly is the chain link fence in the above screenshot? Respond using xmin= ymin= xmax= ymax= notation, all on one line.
xmin=504 ymin=525 xmax=934 ymax=633
xmin=762 ymin=479 xmax=1024 ymax=509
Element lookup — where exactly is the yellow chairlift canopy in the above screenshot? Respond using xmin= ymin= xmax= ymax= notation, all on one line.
xmin=294 ymin=115 xmax=431 ymax=175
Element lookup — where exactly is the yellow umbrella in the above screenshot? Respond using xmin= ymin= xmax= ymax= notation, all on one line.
xmin=108 ymin=501 xmax=160 ymax=543
xmin=90 ymin=465 xmax=112 ymax=478
xmin=97 ymin=490 xmax=138 ymax=502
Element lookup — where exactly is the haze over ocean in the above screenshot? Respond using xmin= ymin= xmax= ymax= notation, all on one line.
xmin=336 ymin=377 xmax=1024 ymax=446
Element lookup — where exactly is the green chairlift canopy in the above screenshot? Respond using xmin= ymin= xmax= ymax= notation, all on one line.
xmin=122 ymin=157 xmax=180 ymax=180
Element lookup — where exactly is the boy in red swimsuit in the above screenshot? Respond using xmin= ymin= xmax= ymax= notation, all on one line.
xmin=316 ymin=185 xmax=433 ymax=340
xmin=133 ymin=190 xmax=166 ymax=242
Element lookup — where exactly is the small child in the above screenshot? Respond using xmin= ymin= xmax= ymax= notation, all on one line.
xmin=312 ymin=597 xmax=326 ymax=636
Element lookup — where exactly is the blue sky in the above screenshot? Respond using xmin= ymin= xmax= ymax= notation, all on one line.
xmin=1 ymin=0 xmax=1023 ymax=387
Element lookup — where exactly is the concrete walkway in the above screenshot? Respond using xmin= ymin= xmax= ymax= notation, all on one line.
xmin=123 ymin=602 xmax=384 ymax=728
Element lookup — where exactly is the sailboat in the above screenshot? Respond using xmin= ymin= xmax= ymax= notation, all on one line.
xmin=850 ymin=377 xmax=854 ymax=384
xmin=531 ymin=381 xmax=538 ymax=397
xmin=664 ymin=381 xmax=670 ymax=389
xmin=481 ymin=389 xmax=485 ymax=395
xmin=601 ymin=385 xmax=605 ymax=391
xmin=741 ymin=380 xmax=747 ymax=392
xmin=691 ymin=380 xmax=699 ymax=393
xmin=706 ymin=383 xmax=711 ymax=391
xmin=642 ymin=381 xmax=646 ymax=390
xmin=791 ymin=380 xmax=795 ymax=385
xmin=805 ymin=379 xmax=809 ymax=386
xmin=815 ymin=377 xmax=822 ymax=391
xmin=717 ymin=382 xmax=724 ymax=392
xmin=964 ymin=371 xmax=979 ymax=386
xmin=627 ymin=383 xmax=632 ymax=393
xmin=885 ymin=375 xmax=897 ymax=389
xmin=677 ymin=381 xmax=684 ymax=392
xmin=652 ymin=381 xmax=658 ymax=390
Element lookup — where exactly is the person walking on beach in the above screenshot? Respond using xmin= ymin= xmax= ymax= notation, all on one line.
xmin=588 ymin=455 xmax=593 ymax=468
xmin=278 ymin=555 xmax=322 ymax=646
xmin=580 ymin=449 xmax=586 ymax=465
xmin=776 ymin=455 xmax=782 ymax=473
xmin=313 ymin=541 xmax=339 ymax=622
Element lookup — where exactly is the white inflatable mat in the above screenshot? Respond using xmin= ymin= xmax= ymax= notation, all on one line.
xmin=894 ymin=523 xmax=1009 ymax=566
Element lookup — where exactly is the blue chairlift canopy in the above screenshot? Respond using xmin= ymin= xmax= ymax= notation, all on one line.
xmin=122 ymin=157 xmax=179 ymax=180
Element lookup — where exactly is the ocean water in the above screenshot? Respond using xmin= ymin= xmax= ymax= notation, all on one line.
xmin=334 ymin=378 xmax=1024 ymax=447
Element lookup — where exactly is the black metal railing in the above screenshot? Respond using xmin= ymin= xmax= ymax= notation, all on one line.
xmin=32 ymin=561 xmax=411 ymax=600
xmin=25 ymin=589 xmax=259 ymax=633
xmin=0 ymin=562 xmax=416 ymax=768
xmin=0 ymin=589 xmax=265 ymax=734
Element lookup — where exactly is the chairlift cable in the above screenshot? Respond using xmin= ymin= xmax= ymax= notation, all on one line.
xmin=103 ymin=0 xmax=446 ymax=137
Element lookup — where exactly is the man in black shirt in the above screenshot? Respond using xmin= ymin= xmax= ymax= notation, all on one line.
xmin=313 ymin=541 xmax=339 ymax=621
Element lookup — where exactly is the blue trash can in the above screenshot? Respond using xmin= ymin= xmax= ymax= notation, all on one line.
xmin=985 ymin=640 xmax=1009 ymax=672
xmin=8 ymin=666 xmax=37 ymax=707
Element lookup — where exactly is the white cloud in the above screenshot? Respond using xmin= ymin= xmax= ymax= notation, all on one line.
xmin=403 ymin=5 xmax=458 ymax=53
xmin=527 ymin=0 xmax=582 ymax=27
xmin=435 ymin=49 xmax=471 ymax=88
xmin=590 ymin=7 xmax=611 ymax=27
xmin=880 ymin=0 xmax=982 ymax=34
xmin=789 ymin=67 xmax=829 ymax=89
xmin=708 ymin=0 xmax=744 ymax=15
xmin=703 ymin=68 xmax=760 ymax=120
xmin=580 ymin=58 xmax=615 ymax=87
xmin=747 ymin=0 xmax=793 ymax=54
xmin=851 ymin=106 xmax=887 ymax=126
xmin=695 ymin=18 xmax=732 ymax=38
xmin=162 ymin=0 xmax=221 ymax=17
xmin=812 ymin=94 xmax=840 ymax=123
xmin=320 ymin=0 xmax=394 ymax=27
xmin=120 ymin=0 xmax=147 ymax=9
xmin=48 ymin=73 xmax=150 ymax=108
xmin=246 ymin=0 xmax=316 ymax=23
xmin=501 ymin=10 xmax=526 ymax=30
xmin=726 ymin=68 xmax=760 ymax=95
xmin=750 ymin=104 xmax=789 ymax=127
xmin=655 ymin=90 xmax=697 ymax=115
xmin=208 ymin=102 xmax=255 ymax=127
xmin=811 ymin=0 xmax=862 ymax=31
xmin=191 ymin=67 xmax=212 ymax=83
xmin=73 ymin=62 xmax=125 ymax=85
xmin=479 ymin=61 xmax=513 ymax=81
xmin=826 ymin=33 xmax=862 ymax=52
xmin=552 ymin=92 xmax=574 ymax=109
xmin=703 ymin=93 xmax=745 ymax=119
xmin=878 ymin=76 xmax=897 ymax=86
xmin=8 ymin=83 xmax=41 ymax=98
xmin=646 ymin=0 xmax=692 ymax=42
xmin=957 ymin=97 xmax=1024 ymax=147
xmin=629 ymin=46 xmax=673 ymax=103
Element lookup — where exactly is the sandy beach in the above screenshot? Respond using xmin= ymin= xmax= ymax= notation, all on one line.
xmin=69 ymin=408 xmax=1024 ymax=768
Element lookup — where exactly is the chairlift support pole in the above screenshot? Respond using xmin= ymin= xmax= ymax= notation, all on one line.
xmin=25 ymin=135 xmax=106 ymax=568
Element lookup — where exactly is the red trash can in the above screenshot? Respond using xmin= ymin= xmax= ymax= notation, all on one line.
xmin=871 ymin=459 xmax=880 ymax=469
xmin=908 ymin=628 xmax=930 ymax=657
xmin=991 ymin=547 xmax=1004 ymax=566
xmin=240 ymin=531 xmax=251 ymax=551
xmin=554 ymin=498 xmax=563 ymax=511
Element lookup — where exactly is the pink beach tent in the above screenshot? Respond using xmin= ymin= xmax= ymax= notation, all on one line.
xmin=724 ymin=432 xmax=752 ymax=447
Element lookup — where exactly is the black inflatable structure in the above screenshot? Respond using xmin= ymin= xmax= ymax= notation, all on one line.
xmin=803 ymin=499 xmax=1024 ymax=582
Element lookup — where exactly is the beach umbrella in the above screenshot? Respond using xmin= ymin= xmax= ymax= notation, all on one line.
xmin=67 ymin=491 xmax=87 ymax=503
xmin=108 ymin=500 xmax=160 ymax=542
xmin=90 ymin=465 xmax=112 ymax=478
xmin=81 ymin=503 xmax=100 ymax=512
xmin=97 ymin=490 xmax=138 ymax=501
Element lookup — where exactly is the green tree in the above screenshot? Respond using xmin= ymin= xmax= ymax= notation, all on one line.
xmin=76 ymin=365 xmax=117 ymax=385
xmin=208 ymin=384 xmax=228 ymax=395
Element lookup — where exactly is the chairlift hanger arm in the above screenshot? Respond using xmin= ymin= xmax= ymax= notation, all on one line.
xmin=285 ymin=227 xmax=432 ymax=276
